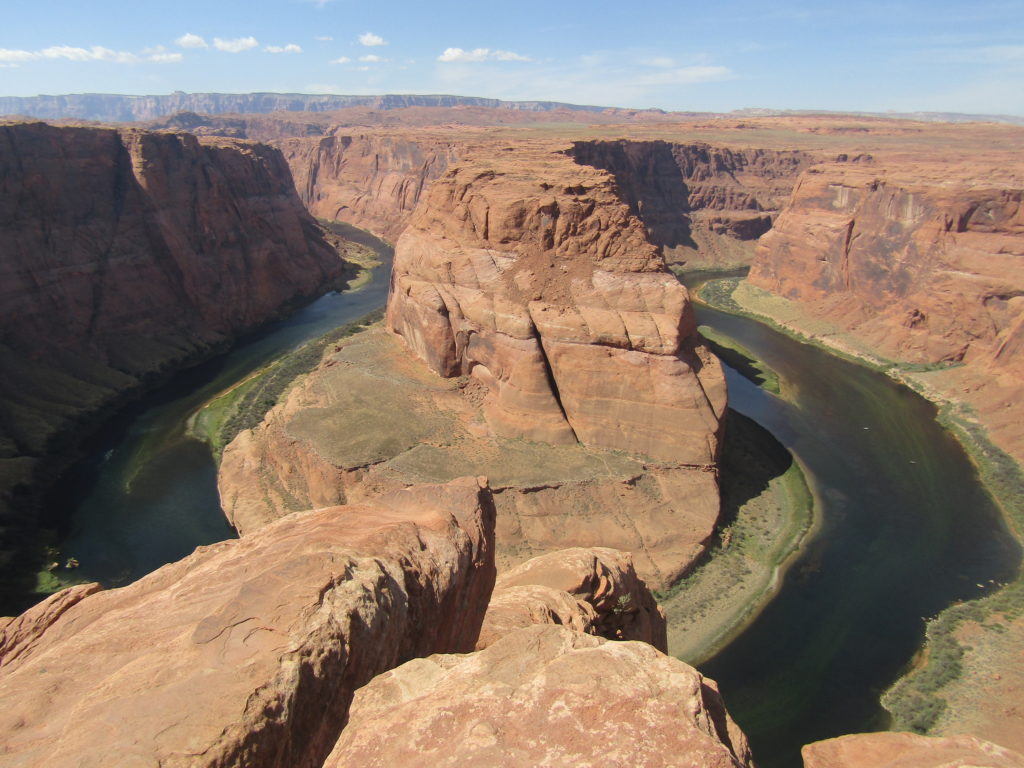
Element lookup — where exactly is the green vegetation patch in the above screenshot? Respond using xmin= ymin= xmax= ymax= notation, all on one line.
xmin=698 ymin=325 xmax=781 ymax=395
xmin=193 ymin=309 xmax=384 ymax=457
xmin=883 ymin=403 xmax=1024 ymax=734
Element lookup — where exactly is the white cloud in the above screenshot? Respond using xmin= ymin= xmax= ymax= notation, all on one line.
xmin=0 ymin=45 xmax=139 ymax=63
xmin=359 ymin=54 xmax=386 ymax=63
xmin=265 ymin=43 xmax=302 ymax=54
xmin=437 ymin=47 xmax=530 ymax=63
xmin=176 ymin=33 xmax=208 ymax=49
xmin=359 ymin=32 xmax=386 ymax=46
xmin=646 ymin=56 xmax=675 ymax=68
xmin=358 ymin=66 xmax=369 ymax=71
xmin=150 ymin=52 xmax=184 ymax=63
xmin=213 ymin=36 xmax=258 ymax=53
xmin=315 ymin=35 xmax=333 ymax=41
xmin=0 ymin=48 xmax=37 ymax=63
xmin=330 ymin=56 xmax=351 ymax=64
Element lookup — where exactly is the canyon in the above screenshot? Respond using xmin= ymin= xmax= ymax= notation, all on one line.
xmin=0 ymin=120 xmax=354 ymax=609
xmin=0 ymin=100 xmax=1022 ymax=767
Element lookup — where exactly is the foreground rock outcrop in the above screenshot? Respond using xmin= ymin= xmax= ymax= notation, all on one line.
xmin=324 ymin=625 xmax=752 ymax=768
xmin=477 ymin=546 xmax=668 ymax=652
xmin=0 ymin=120 xmax=347 ymax=609
xmin=802 ymin=732 xmax=1024 ymax=768
xmin=0 ymin=477 xmax=495 ymax=768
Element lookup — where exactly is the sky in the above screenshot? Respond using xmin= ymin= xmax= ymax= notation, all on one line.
xmin=1 ymin=0 xmax=1022 ymax=115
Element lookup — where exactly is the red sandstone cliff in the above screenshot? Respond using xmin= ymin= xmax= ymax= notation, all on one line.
xmin=570 ymin=139 xmax=811 ymax=268
xmin=749 ymin=158 xmax=1024 ymax=460
xmin=277 ymin=131 xmax=458 ymax=241
xmin=0 ymin=121 xmax=346 ymax=605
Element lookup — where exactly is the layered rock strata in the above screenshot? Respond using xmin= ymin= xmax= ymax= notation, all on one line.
xmin=749 ymin=159 xmax=1024 ymax=461
xmin=220 ymin=146 xmax=726 ymax=588
xmin=477 ymin=546 xmax=668 ymax=652
xmin=0 ymin=477 xmax=495 ymax=768
xmin=0 ymin=121 xmax=345 ymax=606
xmin=570 ymin=139 xmax=811 ymax=268
xmin=278 ymin=131 xmax=458 ymax=241
xmin=324 ymin=625 xmax=753 ymax=768
xmin=802 ymin=732 xmax=1024 ymax=768
xmin=386 ymin=148 xmax=726 ymax=462
xmin=218 ymin=327 xmax=721 ymax=588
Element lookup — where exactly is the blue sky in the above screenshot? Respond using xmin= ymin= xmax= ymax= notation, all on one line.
xmin=1 ymin=0 xmax=1022 ymax=115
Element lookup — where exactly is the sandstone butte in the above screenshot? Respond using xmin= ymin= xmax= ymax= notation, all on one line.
xmin=218 ymin=142 xmax=729 ymax=591
xmin=0 ymin=120 xmax=352 ymax=608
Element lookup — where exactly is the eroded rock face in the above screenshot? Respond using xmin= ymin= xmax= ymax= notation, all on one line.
xmin=278 ymin=132 xmax=458 ymax=241
xmin=386 ymin=147 xmax=726 ymax=463
xmin=749 ymin=159 xmax=1024 ymax=462
xmin=324 ymin=625 xmax=752 ymax=768
xmin=0 ymin=477 xmax=495 ymax=768
xmin=477 ymin=546 xmax=668 ymax=652
xmin=0 ymin=121 xmax=346 ymax=602
xmin=570 ymin=139 xmax=811 ymax=268
xmin=802 ymin=732 xmax=1024 ymax=768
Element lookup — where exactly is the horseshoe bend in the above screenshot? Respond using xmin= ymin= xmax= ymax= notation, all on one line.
xmin=0 ymin=99 xmax=1022 ymax=768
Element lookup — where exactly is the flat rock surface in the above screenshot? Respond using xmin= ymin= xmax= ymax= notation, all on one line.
xmin=802 ymin=732 xmax=1024 ymax=768
xmin=324 ymin=625 xmax=752 ymax=768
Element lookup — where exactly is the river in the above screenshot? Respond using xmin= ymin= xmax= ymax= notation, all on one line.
xmin=47 ymin=256 xmax=1019 ymax=767
xmin=49 ymin=224 xmax=393 ymax=588
xmin=686 ymin=276 xmax=1020 ymax=767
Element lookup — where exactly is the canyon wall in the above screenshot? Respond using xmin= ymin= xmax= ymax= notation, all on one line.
xmin=0 ymin=121 xmax=345 ymax=606
xmin=749 ymin=158 xmax=1024 ymax=460
xmin=277 ymin=131 xmax=458 ymax=241
xmin=570 ymin=139 xmax=810 ymax=268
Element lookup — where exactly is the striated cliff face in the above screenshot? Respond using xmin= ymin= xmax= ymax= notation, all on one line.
xmin=277 ymin=131 xmax=458 ymax=241
xmin=0 ymin=121 xmax=345 ymax=605
xmin=387 ymin=147 xmax=726 ymax=462
xmin=749 ymin=158 xmax=1024 ymax=460
xmin=570 ymin=139 xmax=810 ymax=268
